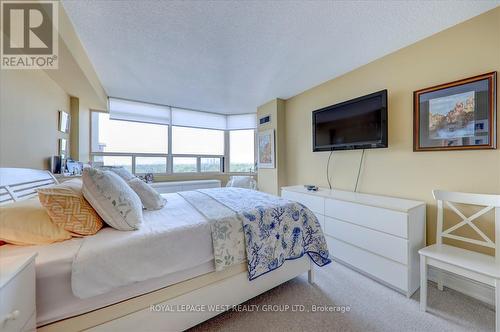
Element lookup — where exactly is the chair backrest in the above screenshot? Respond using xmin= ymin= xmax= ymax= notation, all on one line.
xmin=433 ymin=189 xmax=500 ymax=259
xmin=226 ymin=176 xmax=257 ymax=190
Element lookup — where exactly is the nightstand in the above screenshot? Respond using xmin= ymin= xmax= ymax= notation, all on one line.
xmin=0 ymin=254 xmax=37 ymax=332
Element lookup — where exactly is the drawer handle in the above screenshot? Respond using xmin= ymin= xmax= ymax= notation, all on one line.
xmin=3 ymin=310 xmax=20 ymax=323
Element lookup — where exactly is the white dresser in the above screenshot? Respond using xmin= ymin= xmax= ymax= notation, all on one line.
xmin=0 ymin=253 xmax=37 ymax=332
xmin=282 ymin=186 xmax=426 ymax=297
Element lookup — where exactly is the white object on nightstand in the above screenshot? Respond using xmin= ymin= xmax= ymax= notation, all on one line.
xmin=0 ymin=253 xmax=37 ymax=332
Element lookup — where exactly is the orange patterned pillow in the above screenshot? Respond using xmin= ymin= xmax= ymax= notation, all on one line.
xmin=37 ymin=179 xmax=103 ymax=236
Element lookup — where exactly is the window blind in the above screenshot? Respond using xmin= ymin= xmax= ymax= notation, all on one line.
xmin=227 ymin=114 xmax=257 ymax=130
xmin=108 ymin=98 xmax=256 ymax=129
xmin=171 ymin=108 xmax=227 ymax=130
xmin=109 ymin=98 xmax=170 ymax=125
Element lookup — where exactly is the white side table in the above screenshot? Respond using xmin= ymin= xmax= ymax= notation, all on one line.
xmin=0 ymin=253 xmax=37 ymax=332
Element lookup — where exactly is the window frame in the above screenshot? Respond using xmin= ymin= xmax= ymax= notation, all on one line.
xmin=89 ymin=110 xmax=256 ymax=176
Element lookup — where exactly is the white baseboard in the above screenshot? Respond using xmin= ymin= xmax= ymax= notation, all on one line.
xmin=428 ymin=266 xmax=495 ymax=307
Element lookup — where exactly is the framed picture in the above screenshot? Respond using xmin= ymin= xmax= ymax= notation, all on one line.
xmin=59 ymin=138 xmax=68 ymax=158
xmin=258 ymin=129 xmax=275 ymax=168
xmin=59 ymin=110 xmax=70 ymax=133
xmin=413 ymin=72 xmax=496 ymax=151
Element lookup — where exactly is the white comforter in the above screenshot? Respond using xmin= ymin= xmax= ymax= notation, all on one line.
xmin=72 ymin=193 xmax=213 ymax=299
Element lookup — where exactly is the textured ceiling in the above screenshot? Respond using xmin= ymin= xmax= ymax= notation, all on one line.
xmin=62 ymin=0 xmax=499 ymax=114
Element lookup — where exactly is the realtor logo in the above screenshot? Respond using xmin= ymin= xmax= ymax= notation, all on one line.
xmin=1 ymin=0 xmax=58 ymax=69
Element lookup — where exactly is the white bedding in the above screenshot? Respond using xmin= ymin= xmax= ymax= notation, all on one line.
xmin=0 ymin=193 xmax=216 ymax=325
xmin=72 ymin=193 xmax=214 ymax=298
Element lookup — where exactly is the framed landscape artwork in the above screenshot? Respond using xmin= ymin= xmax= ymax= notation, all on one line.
xmin=413 ymin=72 xmax=497 ymax=151
xmin=258 ymin=129 xmax=275 ymax=168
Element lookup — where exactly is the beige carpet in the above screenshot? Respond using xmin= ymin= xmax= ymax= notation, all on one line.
xmin=189 ymin=261 xmax=495 ymax=332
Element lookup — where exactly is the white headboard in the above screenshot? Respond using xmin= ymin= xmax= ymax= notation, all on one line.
xmin=0 ymin=168 xmax=58 ymax=205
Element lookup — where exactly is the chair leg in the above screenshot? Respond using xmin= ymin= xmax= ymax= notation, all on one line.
xmin=495 ymin=279 xmax=499 ymax=332
xmin=308 ymin=264 xmax=315 ymax=284
xmin=420 ymin=255 xmax=427 ymax=312
xmin=437 ymin=271 xmax=444 ymax=291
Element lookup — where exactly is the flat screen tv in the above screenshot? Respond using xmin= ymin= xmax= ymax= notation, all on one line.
xmin=312 ymin=90 xmax=388 ymax=151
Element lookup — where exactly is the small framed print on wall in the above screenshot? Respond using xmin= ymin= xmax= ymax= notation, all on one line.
xmin=258 ymin=129 xmax=275 ymax=169
xmin=413 ymin=72 xmax=497 ymax=151
xmin=59 ymin=138 xmax=68 ymax=159
xmin=59 ymin=110 xmax=70 ymax=133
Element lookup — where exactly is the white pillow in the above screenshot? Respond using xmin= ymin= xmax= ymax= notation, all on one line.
xmin=104 ymin=167 xmax=166 ymax=211
xmin=82 ymin=168 xmax=143 ymax=231
xmin=127 ymin=178 xmax=166 ymax=211
xmin=98 ymin=166 xmax=135 ymax=181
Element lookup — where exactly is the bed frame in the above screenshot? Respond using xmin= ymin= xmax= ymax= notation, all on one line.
xmin=0 ymin=167 xmax=314 ymax=332
xmin=0 ymin=168 xmax=58 ymax=204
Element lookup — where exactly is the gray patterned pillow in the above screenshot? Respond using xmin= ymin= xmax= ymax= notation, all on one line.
xmin=127 ymin=178 xmax=166 ymax=211
xmin=103 ymin=167 xmax=166 ymax=211
xmin=82 ymin=168 xmax=143 ymax=231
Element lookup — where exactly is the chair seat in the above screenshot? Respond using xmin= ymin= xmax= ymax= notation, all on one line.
xmin=419 ymin=244 xmax=500 ymax=279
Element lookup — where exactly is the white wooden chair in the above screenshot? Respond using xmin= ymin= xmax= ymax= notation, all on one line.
xmin=226 ymin=176 xmax=257 ymax=190
xmin=419 ymin=190 xmax=500 ymax=332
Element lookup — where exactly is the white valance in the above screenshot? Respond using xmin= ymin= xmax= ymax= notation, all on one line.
xmin=109 ymin=98 xmax=170 ymax=125
xmin=108 ymin=98 xmax=256 ymax=130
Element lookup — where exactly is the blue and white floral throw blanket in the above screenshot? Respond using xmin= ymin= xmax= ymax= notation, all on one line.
xmin=179 ymin=188 xmax=331 ymax=280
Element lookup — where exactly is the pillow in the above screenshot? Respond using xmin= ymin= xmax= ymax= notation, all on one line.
xmin=0 ymin=198 xmax=72 ymax=245
xmin=98 ymin=166 xmax=135 ymax=181
xmin=127 ymin=178 xmax=166 ymax=211
xmin=104 ymin=167 xmax=166 ymax=211
xmin=82 ymin=168 xmax=143 ymax=231
xmin=37 ymin=179 xmax=103 ymax=236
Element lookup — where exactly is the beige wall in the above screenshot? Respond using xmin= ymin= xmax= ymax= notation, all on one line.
xmin=0 ymin=70 xmax=70 ymax=169
xmin=0 ymin=1 xmax=106 ymax=169
xmin=284 ymin=8 xmax=500 ymax=253
xmin=78 ymin=102 xmax=91 ymax=163
xmin=257 ymin=99 xmax=286 ymax=195
xmin=69 ymin=97 xmax=92 ymax=163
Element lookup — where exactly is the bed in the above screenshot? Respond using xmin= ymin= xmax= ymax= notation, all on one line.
xmin=0 ymin=168 xmax=328 ymax=331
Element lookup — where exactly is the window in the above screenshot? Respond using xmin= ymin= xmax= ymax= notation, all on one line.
xmin=229 ymin=130 xmax=255 ymax=172
xmin=172 ymin=126 xmax=224 ymax=155
xmin=91 ymin=112 xmax=168 ymax=154
xmin=173 ymin=157 xmax=197 ymax=173
xmin=135 ymin=157 xmax=167 ymax=174
xmin=90 ymin=100 xmax=256 ymax=176
xmin=200 ymin=158 xmax=222 ymax=172
xmin=94 ymin=156 xmax=133 ymax=173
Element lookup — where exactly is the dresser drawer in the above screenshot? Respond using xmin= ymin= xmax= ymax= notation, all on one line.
xmin=282 ymin=190 xmax=324 ymax=215
xmin=0 ymin=263 xmax=36 ymax=332
xmin=324 ymin=217 xmax=408 ymax=264
xmin=325 ymin=198 xmax=408 ymax=238
xmin=326 ymin=236 xmax=408 ymax=292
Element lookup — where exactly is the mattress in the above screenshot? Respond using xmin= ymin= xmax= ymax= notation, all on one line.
xmin=0 ymin=193 xmax=215 ymax=326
